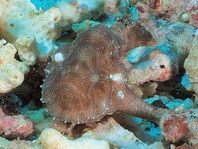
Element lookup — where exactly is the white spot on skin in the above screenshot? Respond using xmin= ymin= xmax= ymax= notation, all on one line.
xmin=102 ymin=100 xmax=109 ymax=110
xmin=75 ymin=64 xmax=79 ymax=70
xmin=117 ymin=90 xmax=125 ymax=99
xmin=91 ymin=74 xmax=99 ymax=82
xmin=180 ymin=13 xmax=189 ymax=21
xmin=109 ymin=73 xmax=123 ymax=82
xmin=44 ymin=69 xmax=49 ymax=74
xmin=54 ymin=52 xmax=64 ymax=62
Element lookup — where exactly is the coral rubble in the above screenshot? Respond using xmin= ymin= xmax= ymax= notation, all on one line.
xmin=161 ymin=109 xmax=198 ymax=144
xmin=31 ymin=0 xmax=105 ymax=31
xmin=0 ymin=0 xmax=198 ymax=148
xmin=146 ymin=0 xmax=198 ymax=28
xmin=86 ymin=117 xmax=164 ymax=149
xmin=184 ymin=30 xmax=198 ymax=95
xmin=0 ymin=106 xmax=33 ymax=139
xmin=0 ymin=0 xmax=61 ymax=60
xmin=37 ymin=128 xmax=110 ymax=149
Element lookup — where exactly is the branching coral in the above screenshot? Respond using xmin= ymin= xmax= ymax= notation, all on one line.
xmin=30 ymin=0 xmax=105 ymax=31
xmin=0 ymin=40 xmax=29 ymax=93
xmin=0 ymin=0 xmax=61 ymax=61
xmin=31 ymin=0 xmax=131 ymax=31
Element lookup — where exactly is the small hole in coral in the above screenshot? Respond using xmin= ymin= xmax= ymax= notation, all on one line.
xmin=160 ymin=65 xmax=165 ymax=68
xmin=13 ymin=75 xmax=18 ymax=79
xmin=10 ymin=23 xmax=14 ymax=27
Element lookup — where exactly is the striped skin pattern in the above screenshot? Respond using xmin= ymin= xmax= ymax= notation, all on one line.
xmin=41 ymin=22 xmax=162 ymax=124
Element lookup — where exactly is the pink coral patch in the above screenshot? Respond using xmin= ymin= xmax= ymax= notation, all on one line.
xmin=163 ymin=115 xmax=188 ymax=142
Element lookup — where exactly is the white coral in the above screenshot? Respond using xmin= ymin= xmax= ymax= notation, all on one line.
xmin=0 ymin=0 xmax=61 ymax=62
xmin=36 ymin=128 xmax=110 ymax=149
xmin=0 ymin=0 xmax=128 ymax=62
xmin=25 ymin=0 xmax=105 ymax=31
xmin=56 ymin=0 xmax=104 ymax=31
xmin=85 ymin=118 xmax=164 ymax=149
xmin=0 ymin=41 xmax=29 ymax=93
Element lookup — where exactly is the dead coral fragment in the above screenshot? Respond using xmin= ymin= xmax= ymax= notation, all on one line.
xmin=161 ymin=109 xmax=198 ymax=144
xmin=36 ymin=128 xmax=110 ymax=149
xmin=140 ymin=0 xmax=198 ymax=28
xmin=127 ymin=49 xmax=173 ymax=85
xmin=0 ymin=106 xmax=33 ymax=139
xmin=163 ymin=115 xmax=188 ymax=142
xmin=86 ymin=117 xmax=164 ymax=148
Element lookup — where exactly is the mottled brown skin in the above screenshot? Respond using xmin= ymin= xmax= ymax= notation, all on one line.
xmin=42 ymin=22 xmax=165 ymax=124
